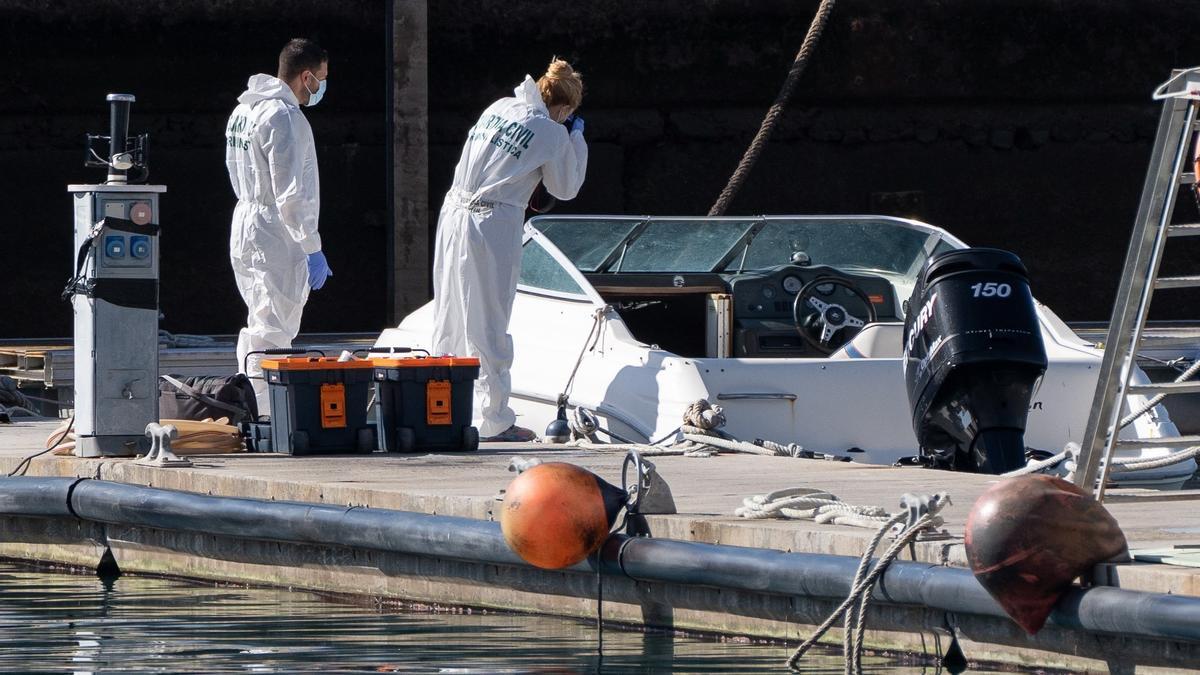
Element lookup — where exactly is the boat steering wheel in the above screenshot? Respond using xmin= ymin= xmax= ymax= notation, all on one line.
xmin=792 ymin=276 xmax=878 ymax=355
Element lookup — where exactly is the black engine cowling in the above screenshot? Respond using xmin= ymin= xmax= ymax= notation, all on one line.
xmin=903 ymin=248 xmax=1048 ymax=473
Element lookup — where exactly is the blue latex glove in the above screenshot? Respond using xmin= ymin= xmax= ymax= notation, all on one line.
xmin=306 ymin=251 xmax=332 ymax=290
xmin=568 ymin=114 xmax=584 ymax=135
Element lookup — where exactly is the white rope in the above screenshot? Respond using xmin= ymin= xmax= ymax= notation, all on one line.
xmin=735 ymin=487 xmax=892 ymax=529
xmin=676 ymin=400 xmax=819 ymax=457
xmin=563 ymin=438 xmax=716 ymax=458
xmin=1110 ymin=444 xmax=1200 ymax=472
xmin=787 ymin=505 xmax=949 ymax=673
xmin=584 ymin=395 xmax=1197 ymax=483
xmin=844 ymin=511 xmax=907 ymax=674
xmin=568 ymin=406 xmax=600 ymax=442
xmin=564 ymin=398 xmax=825 ymax=460
xmin=682 ymin=399 xmax=726 ymax=430
xmin=681 ymin=431 xmax=779 ymax=456
xmin=1121 ymin=358 xmax=1200 ymax=429
xmin=1003 ymin=443 xmax=1077 ymax=477
xmin=1005 ymin=440 xmax=1200 ymax=479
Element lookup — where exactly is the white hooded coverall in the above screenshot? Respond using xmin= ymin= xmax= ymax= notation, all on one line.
xmin=432 ymin=76 xmax=588 ymax=437
xmin=225 ymin=74 xmax=321 ymax=414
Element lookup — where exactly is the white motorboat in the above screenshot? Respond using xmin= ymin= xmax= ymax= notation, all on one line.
xmin=378 ymin=215 xmax=1195 ymax=489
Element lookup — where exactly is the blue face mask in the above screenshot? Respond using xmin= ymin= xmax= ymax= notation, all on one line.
xmin=304 ymin=72 xmax=326 ymax=107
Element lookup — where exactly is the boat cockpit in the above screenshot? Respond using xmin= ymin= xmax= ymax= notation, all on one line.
xmin=522 ymin=215 xmax=966 ymax=359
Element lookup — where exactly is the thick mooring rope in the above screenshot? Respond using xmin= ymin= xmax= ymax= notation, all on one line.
xmin=844 ymin=511 xmax=907 ymax=674
xmin=1121 ymin=358 xmax=1200 ymax=430
xmin=786 ymin=510 xmax=946 ymax=673
xmin=1004 ymin=441 xmax=1200 ymax=479
xmin=708 ymin=0 xmax=839 ymax=216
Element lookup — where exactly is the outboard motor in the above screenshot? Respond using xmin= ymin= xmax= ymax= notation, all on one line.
xmin=903 ymin=248 xmax=1047 ymax=473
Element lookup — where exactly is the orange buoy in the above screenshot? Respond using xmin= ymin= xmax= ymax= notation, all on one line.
xmin=965 ymin=474 xmax=1129 ymax=635
xmin=500 ymin=462 xmax=626 ymax=569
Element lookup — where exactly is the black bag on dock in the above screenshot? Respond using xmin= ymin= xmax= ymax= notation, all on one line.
xmin=158 ymin=374 xmax=258 ymax=424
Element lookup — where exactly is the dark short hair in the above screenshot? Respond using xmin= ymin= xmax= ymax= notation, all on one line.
xmin=277 ymin=38 xmax=328 ymax=81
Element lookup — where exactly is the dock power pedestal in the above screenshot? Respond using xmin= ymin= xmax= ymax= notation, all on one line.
xmin=66 ymin=94 xmax=165 ymax=457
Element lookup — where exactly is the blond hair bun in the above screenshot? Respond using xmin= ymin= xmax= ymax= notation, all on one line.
xmin=538 ymin=57 xmax=583 ymax=110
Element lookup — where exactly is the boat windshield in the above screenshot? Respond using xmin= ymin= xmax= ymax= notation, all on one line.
xmin=531 ymin=216 xmax=958 ymax=280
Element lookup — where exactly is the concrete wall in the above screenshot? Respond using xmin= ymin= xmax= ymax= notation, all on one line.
xmin=5 ymin=1 xmax=1200 ymax=338
xmin=429 ymin=0 xmax=1200 ymax=322
xmin=0 ymin=1 xmax=388 ymax=339
xmin=390 ymin=0 xmax=430 ymax=325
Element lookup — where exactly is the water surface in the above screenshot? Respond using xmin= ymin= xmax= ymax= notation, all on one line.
xmin=0 ymin=562 xmax=982 ymax=673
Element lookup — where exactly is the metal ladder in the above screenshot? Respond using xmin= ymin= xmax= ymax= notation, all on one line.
xmin=1074 ymin=68 xmax=1200 ymax=500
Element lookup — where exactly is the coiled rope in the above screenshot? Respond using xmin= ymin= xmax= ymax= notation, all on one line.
xmin=734 ymin=487 xmax=892 ymax=529
xmin=679 ymin=400 xmax=810 ymax=457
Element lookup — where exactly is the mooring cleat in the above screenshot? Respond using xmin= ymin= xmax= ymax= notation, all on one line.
xmin=507 ymin=456 xmax=543 ymax=473
xmin=890 ymin=491 xmax=952 ymax=539
xmin=136 ymin=423 xmax=193 ymax=468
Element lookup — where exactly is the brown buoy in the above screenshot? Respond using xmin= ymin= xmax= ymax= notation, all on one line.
xmin=500 ymin=462 xmax=626 ymax=570
xmin=965 ymin=474 xmax=1129 ymax=634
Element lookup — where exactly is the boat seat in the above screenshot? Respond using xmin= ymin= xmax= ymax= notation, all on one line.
xmin=828 ymin=322 xmax=905 ymax=359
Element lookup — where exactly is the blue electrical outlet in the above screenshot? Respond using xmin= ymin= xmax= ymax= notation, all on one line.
xmin=130 ymin=235 xmax=151 ymax=259
xmin=104 ymin=235 xmax=126 ymax=258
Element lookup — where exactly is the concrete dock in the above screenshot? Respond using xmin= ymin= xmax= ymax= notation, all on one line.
xmin=2 ymin=417 xmax=1199 ymax=672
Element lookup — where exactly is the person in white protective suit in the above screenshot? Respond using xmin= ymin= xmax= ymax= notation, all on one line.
xmin=225 ymin=38 xmax=333 ymax=415
xmin=432 ymin=58 xmax=588 ymax=442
